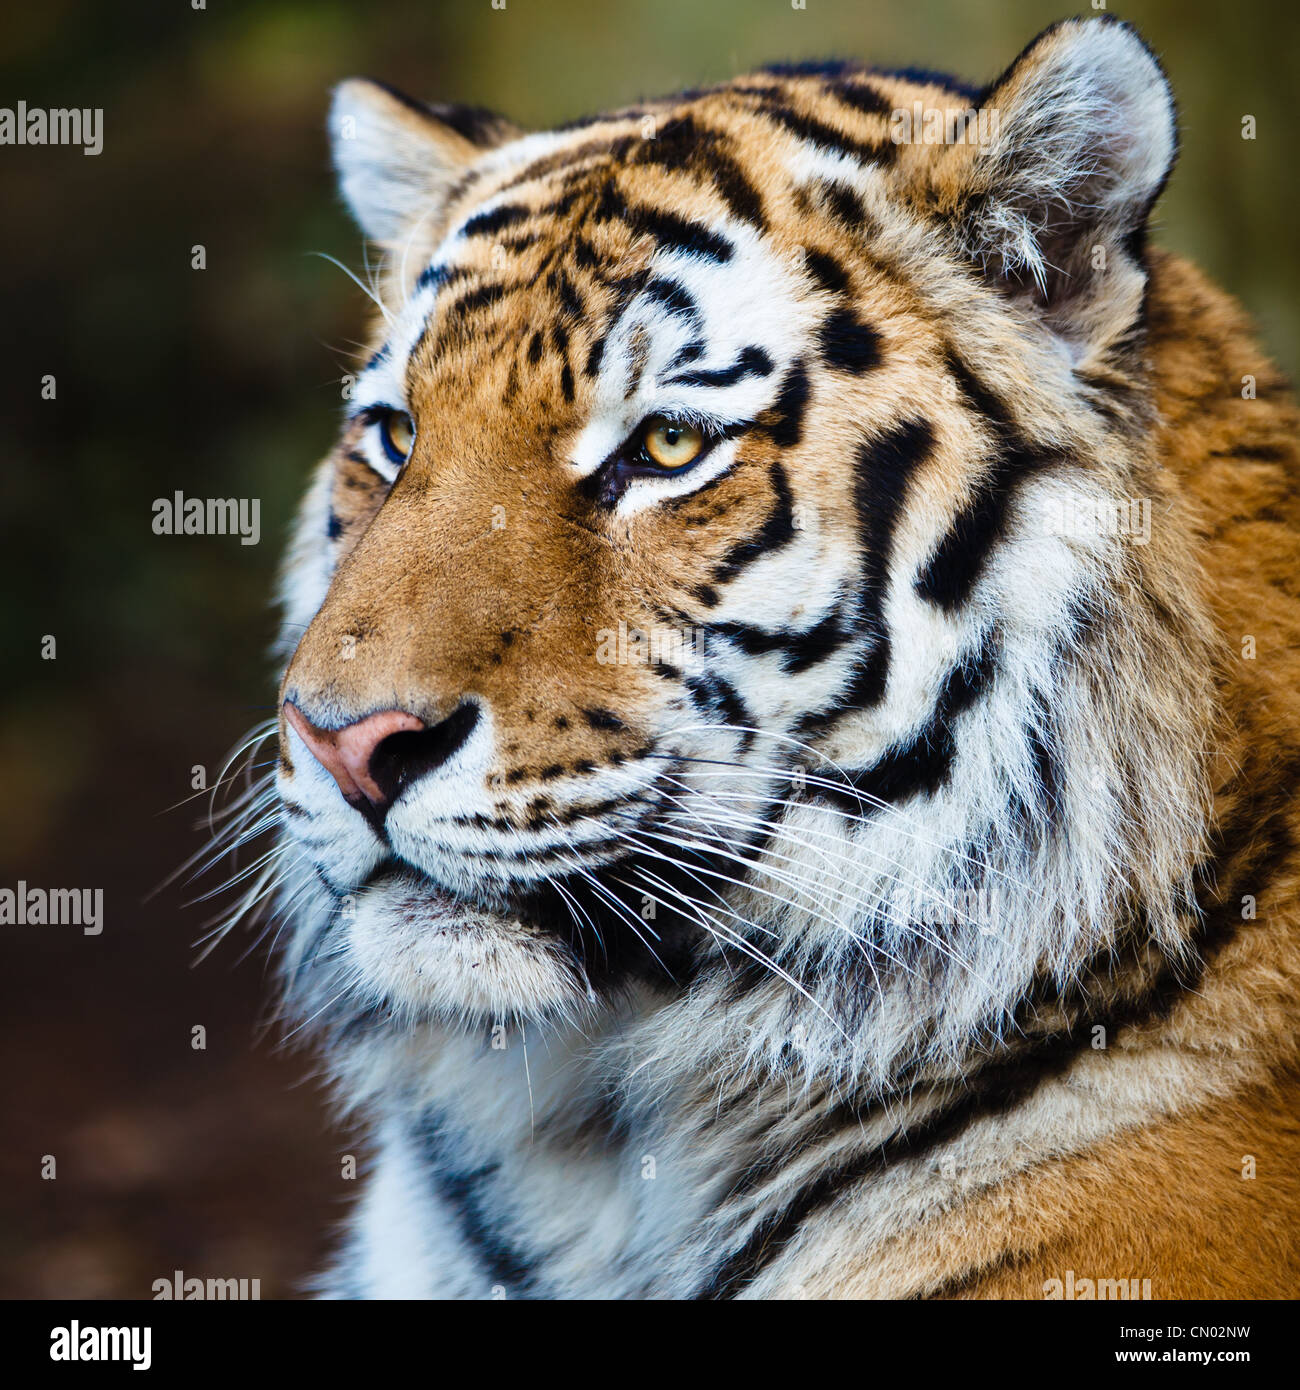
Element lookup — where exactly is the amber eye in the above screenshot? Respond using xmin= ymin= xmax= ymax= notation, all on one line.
xmin=641 ymin=416 xmax=705 ymax=471
xmin=378 ymin=409 xmax=415 ymax=465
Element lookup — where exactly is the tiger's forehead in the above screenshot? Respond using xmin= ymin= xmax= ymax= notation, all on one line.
xmin=351 ymin=73 xmax=923 ymax=424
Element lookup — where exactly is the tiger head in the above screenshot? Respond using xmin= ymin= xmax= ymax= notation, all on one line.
xmin=275 ymin=17 xmax=1214 ymax=1077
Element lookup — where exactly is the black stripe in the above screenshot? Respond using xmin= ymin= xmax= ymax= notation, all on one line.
xmin=415 ymin=263 xmax=465 ymax=293
xmin=715 ymin=607 xmax=853 ymax=674
xmin=914 ymin=349 xmax=1055 ymax=612
xmin=759 ymin=59 xmax=862 ymax=79
xmin=847 ymin=416 xmax=935 ymax=707
xmin=1207 ymin=442 xmax=1291 ymax=462
xmin=702 ymin=148 xmax=767 ymax=231
xmin=600 ymin=190 xmax=735 ymax=264
xmin=499 ymin=231 xmax=539 ymax=255
xmin=542 ymin=187 xmax=582 ymax=220
xmin=547 ymin=269 xmax=586 ymax=320
xmin=642 ymin=276 xmax=700 ymax=323
xmin=1017 ymin=700 xmax=1063 ymax=833
xmin=669 ymin=345 xmax=772 ymax=389
xmin=607 ymin=264 xmax=651 ymax=309
xmin=819 ymin=307 xmax=882 ymax=374
xmin=936 ymin=344 xmax=1015 ymax=428
xmin=684 ymin=672 xmax=754 ymax=748
xmin=582 ymin=706 xmax=625 ymax=731
xmin=803 ymin=249 xmax=851 ymax=296
xmin=416 ymin=1113 xmax=536 ymax=1293
xmin=632 ymin=113 xmax=709 ymax=169
xmin=711 ymin=623 xmax=794 ymax=658
xmin=782 ymin=609 xmax=853 ymax=673
xmin=758 ymin=101 xmax=897 ymax=166
xmin=831 ymin=79 xmax=892 ymax=118
xmin=443 ymin=282 xmax=505 ymax=323
xmin=761 ymin=362 xmax=810 ymax=448
xmin=815 ymin=631 xmax=998 ymax=813
xmin=633 ymin=115 xmax=767 ymax=231
xmin=633 ymin=205 xmax=734 ymax=262
xmin=914 ymin=474 xmax=1014 ymax=611
xmin=712 ymin=461 xmax=795 ymax=582
xmin=874 ymin=65 xmax=982 ymax=101
xmin=572 ymin=236 xmax=600 ymax=270
xmin=460 ymin=203 xmax=531 ymax=238
xmin=668 ymin=337 xmax=706 ymax=371
xmin=490 ymin=138 xmax=607 ymax=195
xmin=819 ymin=179 xmax=867 ymax=229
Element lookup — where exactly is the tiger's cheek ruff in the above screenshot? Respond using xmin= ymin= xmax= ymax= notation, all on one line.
xmin=252 ymin=18 xmax=1300 ymax=1300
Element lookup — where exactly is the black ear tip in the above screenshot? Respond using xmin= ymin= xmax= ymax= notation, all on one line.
xmin=328 ymin=79 xmax=519 ymax=151
xmin=326 ymin=79 xmax=522 ymax=243
xmin=361 ymin=77 xmax=441 ymax=120
xmin=983 ymin=15 xmax=1170 ymax=102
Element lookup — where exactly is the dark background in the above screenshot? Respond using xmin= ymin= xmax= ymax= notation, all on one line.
xmin=1 ymin=0 xmax=1295 ymax=1298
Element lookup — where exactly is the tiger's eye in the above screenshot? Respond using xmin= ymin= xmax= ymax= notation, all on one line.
xmin=642 ymin=416 xmax=704 ymax=470
xmin=380 ymin=410 xmax=415 ymax=464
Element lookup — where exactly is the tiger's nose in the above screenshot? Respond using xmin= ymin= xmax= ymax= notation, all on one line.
xmin=283 ymin=701 xmax=481 ymax=816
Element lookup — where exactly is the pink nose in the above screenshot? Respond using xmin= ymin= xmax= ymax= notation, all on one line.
xmin=283 ymin=703 xmax=424 ymax=808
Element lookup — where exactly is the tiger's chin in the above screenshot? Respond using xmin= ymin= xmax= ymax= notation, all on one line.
xmin=343 ymin=868 xmax=594 ymax=1025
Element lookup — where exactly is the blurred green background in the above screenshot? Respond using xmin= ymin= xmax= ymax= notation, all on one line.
xmin=1 ymin=0 xmax=1295 ymax=1298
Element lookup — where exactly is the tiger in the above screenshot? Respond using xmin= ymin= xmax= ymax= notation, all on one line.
xmin=262 ymin=16 xmax=1300 ymax=1298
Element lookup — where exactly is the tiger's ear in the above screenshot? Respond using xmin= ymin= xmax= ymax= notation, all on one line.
xmin=329 ymin=79 xmax=523 ymax=244
xmin=939 ymin=18 xmax=1176 ymax=340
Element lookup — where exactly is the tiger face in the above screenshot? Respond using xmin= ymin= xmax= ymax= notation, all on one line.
xmin=276 ymin=18 xmax=1209 ymax=1043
